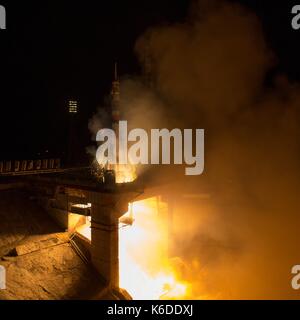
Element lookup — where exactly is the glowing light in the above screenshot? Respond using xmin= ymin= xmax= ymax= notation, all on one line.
xmin=72 ymin=203 xmax=91 ymax=209
xmin=119 ymin=198 xmax=189 ymax=300
xmin=76 ymin=218 xmax=91 ymax=240
xmin=68 ymin=100 xmax=78 ymax=113
xmin=75 ymin=163 xmax=192 ymax=299
xmin=109 ymin=163 xmax=137 ymax=184
xmin=92 ymin=160 xmax=137 ymax=184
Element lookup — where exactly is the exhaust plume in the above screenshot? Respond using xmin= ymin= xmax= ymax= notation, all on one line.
xmin=88 ymin=0 xmax=300 ymax=299
xmin=131 ymin=0 xmax=299 ymax=299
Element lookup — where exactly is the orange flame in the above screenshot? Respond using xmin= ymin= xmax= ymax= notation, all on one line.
xmin=119 ymin=198 xmax=190 ymax=299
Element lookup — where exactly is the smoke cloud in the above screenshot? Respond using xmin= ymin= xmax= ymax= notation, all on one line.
xmin=129 ymin=0 xmax=300 ymax=299
xmin=88 ymin=0 xmax=300 ymax=299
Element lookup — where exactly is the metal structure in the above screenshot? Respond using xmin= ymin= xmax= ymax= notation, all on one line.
xmin=0 ymin=159 xmax=61 ymax=176
xmin=23 ymin=168 xmax=143 ymax=290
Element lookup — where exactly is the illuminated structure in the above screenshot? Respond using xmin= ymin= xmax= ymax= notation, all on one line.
xmin=104 ymin=63 xmax=137 ymax=184
xmin=68 ymin=100 xmax=78 ymax=114
xmin=67 ymin=99 xmax=79 ymax=165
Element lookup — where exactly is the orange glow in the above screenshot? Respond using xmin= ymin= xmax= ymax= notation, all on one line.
xmin=93 ymin=158 xmax=137 ymax=184
xmin=75 ymin=198 xmax=192 ymax=299
xmin=119 ymin=198 xmax=190 ymax=300
xmin=112 ymin=164 xmax=137 ymax=184
xmin=76 ymin=219 xmax=91 ymax=240
xmin=79 ymin=161 xmax=193 ymax=299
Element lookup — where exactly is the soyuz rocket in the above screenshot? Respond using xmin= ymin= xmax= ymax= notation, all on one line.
xmin=111 ymin=62 xmax=121 ymax=133
xmin=105 ymin=63 xmax=121 ymax=179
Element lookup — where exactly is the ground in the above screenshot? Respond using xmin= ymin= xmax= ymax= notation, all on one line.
xmin=0 ymin=189 xmax=114 ymax=300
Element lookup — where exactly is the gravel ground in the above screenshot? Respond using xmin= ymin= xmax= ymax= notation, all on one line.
xmin=0 ymin=190 xmax=112 ymax=300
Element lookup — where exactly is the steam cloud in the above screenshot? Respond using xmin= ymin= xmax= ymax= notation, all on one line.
xmin=89 ymin=0 xmax=300 ymax=298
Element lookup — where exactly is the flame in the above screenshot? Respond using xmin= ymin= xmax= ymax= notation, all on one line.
xmin=92 ymin=158 xmax=137 ymax=184
xmin=112 ymin=164 xmax=137 ymax=184
xmin=119 ymin=198 xmax=190 ymax=300
xmin=86 ymin=161 xmax=193 ymax=299
xmin=75 ymin=198 xmax=192 ymax=299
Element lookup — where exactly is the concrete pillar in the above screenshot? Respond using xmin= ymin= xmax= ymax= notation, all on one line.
xmin=87 ymin=189 xmax=141 ymax=289
xmin=91 ymin=204 xmax=120 ymax=288
xmin=89 ymin=191 xmax=133 ymax=289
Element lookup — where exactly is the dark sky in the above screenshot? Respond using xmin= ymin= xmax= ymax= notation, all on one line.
xmin=0 ymin=0 xmax=299 ymax=161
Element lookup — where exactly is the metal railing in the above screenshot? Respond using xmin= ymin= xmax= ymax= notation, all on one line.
xmin=0 ymin=159 xmax=61 ymax=176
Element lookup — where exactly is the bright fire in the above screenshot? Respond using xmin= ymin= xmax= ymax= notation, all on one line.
xmin=87 ymin=166 xmax=192 ymax=299
xmin=111 ymin=164 xmax=137 ymax=184
xmin=91 ymin=160 xmax=137 ymax=184
xmin=119 ymin=198 xmax=190 ymax=300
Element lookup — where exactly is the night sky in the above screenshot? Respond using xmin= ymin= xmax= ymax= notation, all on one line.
xmin=0 ymin=0 xmax=299 ymax=162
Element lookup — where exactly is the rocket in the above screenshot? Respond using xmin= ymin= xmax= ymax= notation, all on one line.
xmin=111 ymin=62 xmax=120 ymax=133
xmin=106 ymin=63 xmax=121 ymax=175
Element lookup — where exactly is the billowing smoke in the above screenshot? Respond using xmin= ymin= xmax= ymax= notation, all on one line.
xmin=87 ymin=0 xmax=300 ymax=298
xmin=125 ymin=0 xmax=299 ymax=299
xmin=86 ymin=107 xmax=111 ymax=158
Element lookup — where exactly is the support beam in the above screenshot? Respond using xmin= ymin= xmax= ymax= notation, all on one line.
xmin=88 ymin=191 xmax=139 ymax=289
xmin=91 ymin=205 xmax=120 ymax=288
